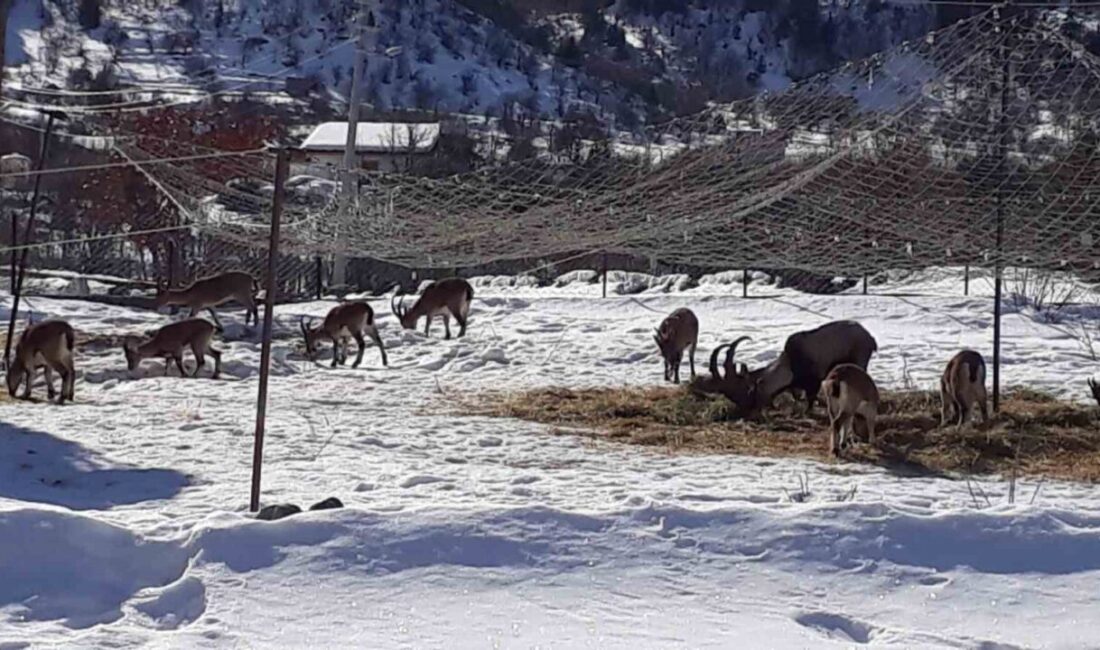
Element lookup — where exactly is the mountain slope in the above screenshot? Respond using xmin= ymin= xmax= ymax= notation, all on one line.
xmin=1 ymin=0 xmax=948 ymax=126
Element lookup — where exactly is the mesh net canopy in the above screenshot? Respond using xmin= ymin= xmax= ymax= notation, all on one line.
xmin=9 ymin=6 xmax=1100 ymax=286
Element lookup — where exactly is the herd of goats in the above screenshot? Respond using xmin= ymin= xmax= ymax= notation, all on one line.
xmin=5 ymin=270 xmax=991 ymax=456
xmin=654 ymin=307 xmax=989 ymax=455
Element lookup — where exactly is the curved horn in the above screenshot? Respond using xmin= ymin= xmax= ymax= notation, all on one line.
xmin=724 ymin=336 xmax=751 ymax=376
xmin=390 ymin=294 xmax=402 ymax=319
xmin=709 ymin=343 xmax=732 ymax=379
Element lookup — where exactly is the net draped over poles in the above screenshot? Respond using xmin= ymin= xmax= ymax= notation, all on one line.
xmin=81 ymin=7 xmax=1100 ymax=281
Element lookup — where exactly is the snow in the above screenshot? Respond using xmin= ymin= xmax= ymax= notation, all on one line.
xmin=299 ymin=121 xmax=441 ymax=153
xmin=2 ymin=267 xmax=1100 ymax=647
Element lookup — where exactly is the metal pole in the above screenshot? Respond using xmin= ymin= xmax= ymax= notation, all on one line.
xmin=992 ymin=10 xmax=1011 ymax=413
xmin=964 ymin=263 xmax=970 ymax=296
xmin=862 ymin=273 xmax=868 ymax=295
xmin=250 ymin=150 xmax=288 ymax=512
xmin=743 ymin=267 xmax=749 ymax=298
xmin=334 ymin=3 xmax=373 ymax=288
xmin=601 ymin=250 xmax=608 ymax=298
xmin=315 ymin=255 xmax=323 ymax=299
xmin=5 ymin=112 xmax=56 ymax=368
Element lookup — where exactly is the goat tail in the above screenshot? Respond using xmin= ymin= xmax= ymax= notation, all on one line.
xmin=969 ymin=357 xmax=984 ymax=384
xmin=64 ymin=325 xmax=75 ymax=352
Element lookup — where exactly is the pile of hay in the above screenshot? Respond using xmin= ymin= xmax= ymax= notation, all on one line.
xmin=473 ymin=385 xmax=1100 ymax=481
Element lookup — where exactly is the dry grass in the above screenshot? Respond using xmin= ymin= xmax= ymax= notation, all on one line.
xmin=469 ymin=385 xmax=1100 ymax=482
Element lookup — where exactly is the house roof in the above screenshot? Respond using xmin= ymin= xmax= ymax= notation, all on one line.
xmin=300 ymin=122 xmax=441 ymax=153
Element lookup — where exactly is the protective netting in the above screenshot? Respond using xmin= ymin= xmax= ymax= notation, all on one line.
xmin=6 ymin=6 xmax=1100 ymax=292
xmin=237 ymin=7 xmax=1100 ymax=276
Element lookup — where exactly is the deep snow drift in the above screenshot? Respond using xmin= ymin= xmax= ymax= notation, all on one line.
xmin=1 ymin=268 xmax=1099 ymax=648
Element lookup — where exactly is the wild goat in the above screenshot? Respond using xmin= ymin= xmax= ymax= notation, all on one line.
xmin=6 ymin=320 xmax=76 ymax=403
xmin=300 ymin=301 xmax=388 ymax=368
xmin=820 ymin=363 xmax=880 ymax=457
xmin=391 ymin=278 xmax=473 ymax=339
xmin=123 ymin=318 xmax=222 ymax=379
xmin=155 ymin=271 xmax=259 ymax=328
xmin=694 ymin=321 xmax=877 ymax=417
xmin=941 ymin=350 xmax=988 ymax=427
xmin=654 ymin=308 xmax=698 ymax=384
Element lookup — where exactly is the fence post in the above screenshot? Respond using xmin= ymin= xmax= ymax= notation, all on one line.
xmin=166 ymin=239 xmax=178 ymax=289
xmin=250 ymin=149 xmax=287 ymax=512
xmin=315 ymin=255 xmax=323 ymax=300
xmin=5 ymin=112 xmax=57 ymax=368
xmin=601 ymin=250 xmax=608 ymax=298
xmin=743 ymin=267 xmax=749 ymax=298
xmin=964 ymin=263 xmax=970 ymax=296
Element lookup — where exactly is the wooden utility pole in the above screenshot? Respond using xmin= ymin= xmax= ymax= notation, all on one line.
xmin=250 ymin=150 xmax=288 ymax=513
xmin=0 ymin=0 xmax=12 ymax=100
xmin=335 ymin=2 xmax=374 ymax=288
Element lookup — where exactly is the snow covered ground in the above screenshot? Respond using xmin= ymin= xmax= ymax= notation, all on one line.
xmin=2 ymin=268 xmax=1100 ymax=648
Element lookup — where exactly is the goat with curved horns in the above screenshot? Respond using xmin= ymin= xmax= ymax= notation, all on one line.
xmin=155 ymin=271 xmax=259 ymax=328
xmin=391 ymin=278 xmax=473 ymax=339
xmin=6 ymin=320 xmax=76 ymax=403
xmin=654 ymin=308 xmax=698 ymax=384
xmin=691 ymin=336 xmax=755 ymax=407
xmin=694 ymin=321 xmax=877 ymax=417
xmin=300 ymin=301 xmax=388 ymax=368
xmin=123 ymin=318 xmax=222 ymax=378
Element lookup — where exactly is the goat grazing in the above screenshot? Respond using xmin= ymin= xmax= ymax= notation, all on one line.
xmin=694 ymin=321 xmax=877 ymax=417
xmin=155 ymin=271 xmax=259 ymax=328
xmin=123 ymin=318 xmax=222 ymax=378
xmin=654 ymin=308 xmax=698 ymax=383
xmin=820 ymin=363 xmax=880 ymax=457
xmin=301 ymin=301 xmax=388 ymax=368
xmin=391 ymin=278 xmax=473 ymax=339
xmin=6 ymin=320 xmax=76 ymax=403
xmin=941 ymin=350 xmax=988 ymax=427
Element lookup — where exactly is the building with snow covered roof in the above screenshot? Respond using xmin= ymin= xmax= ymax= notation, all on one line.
xmin=295 ymin=122 xmax=441 ymax=177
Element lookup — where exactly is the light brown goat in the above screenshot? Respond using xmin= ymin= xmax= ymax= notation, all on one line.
xmin=653 ymin=308 xmax=698 ymax=384
xmin=820 ymin=363 xmax=879 ymax=457
xmin=391 ymin=278 xmax=473 ymax=339
xmin=940 ymin=350 xmax=988 ymax=427
xmin=123 ymin=318 xmax=222 ymax=378
xmin=6 ymin=320 xmax=76 ymax=403
xmin=300 ymin=301 xmax=388 ymax=368
xmin=155 ymin=271 xmax=259 ymax=328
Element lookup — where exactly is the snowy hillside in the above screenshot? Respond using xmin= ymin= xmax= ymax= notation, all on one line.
xmin=2 ymin=268 xmax=1100 ymax=646
xmin=2 ymin=0 xmax=938 ymax=125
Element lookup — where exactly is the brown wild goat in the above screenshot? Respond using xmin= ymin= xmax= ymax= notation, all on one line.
xmin=391 ymin=278 xmax=473 ymax=339
xmin=820 ymin=363 xmax=879 ymax=457
xmin=123 ymin=318 xmax=222 ymax=378
xmin=155 ymin=271 xmax=259 ymax=328
xmin=654 ymin=308 xmax=698 ymax=384
xmin=694 ymin=321 xmax=877 ymax=417
xmin=941 ymin=350 xmax=988 ymax=427
xmin=300 ymin=301 xmax=388 ymax=368
xmin=6 ymin=320 xmax=76 ymax=403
